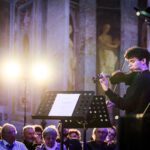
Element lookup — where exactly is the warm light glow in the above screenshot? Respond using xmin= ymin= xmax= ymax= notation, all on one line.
xmin=0 ymin=57 xmax=56 ymax=85
xmin=2 ymin=60 xmax=21 ymax=80
xmin=31 ymin=62 xmax=50 ymax=82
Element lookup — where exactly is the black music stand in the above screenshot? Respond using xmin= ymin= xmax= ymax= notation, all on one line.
xmin=79 ymin=95 xmax=111 ymax=150
xmin=32 ymin=91 xmax=111 ymax=150
xmin=59 ymin=95 xmax=111 ymax=150
xmin=32 ymin=91 xmax=95 ymax=150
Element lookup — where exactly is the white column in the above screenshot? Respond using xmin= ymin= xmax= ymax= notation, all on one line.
xmin=79 ymin=0 xmax=96 ymax=91
xmin=46 ymin=0 xmax=70 ymax=90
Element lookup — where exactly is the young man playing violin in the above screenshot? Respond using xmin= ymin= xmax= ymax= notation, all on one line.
xmin=99 ymin=46 xmax=150 ymax=114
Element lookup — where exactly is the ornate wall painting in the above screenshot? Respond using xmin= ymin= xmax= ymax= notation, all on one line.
xmin=96 ymin=0 xmax=121 ymax=95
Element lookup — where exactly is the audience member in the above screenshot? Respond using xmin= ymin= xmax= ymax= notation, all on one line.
xmin=105 ymin=126 xmax=117 ymax=150
xmin=23 ymin=125 xmax=38 ymax=150
xmin=36 ymin=125 xmax=66 ymax=150
xmin=0 ymin=123 xmax=27 ymax=149
xmin=57 ymin=122 xmax=69 ymax=146
xmin=87 ymin=128 xmax=109 ymax=150
xmin=34 ymin=124 xmax=43 ymax=145
xmin=68 ymin=128 xmax=81 ymax=140
xmin=66 ymin=128 xmax=82 ymax=150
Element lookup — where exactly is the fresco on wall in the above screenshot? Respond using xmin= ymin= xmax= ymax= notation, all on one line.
xmin=68 ymin=1 xmax=79 ymax=90
xmin=0 ymin=1 xmax=10 ymax=107
xmin=15 ymin=0 xmax=33 ymax=57
xmin=97 ymin=1 xmax=121 ymax=94
xmin=98 ymin=23 xmax=120 ymax=75
xmin=15 ymin=84 xmax=32 ymax=115
xmin=14 ymin=1 xmax=33 ymax=118
xmin=96 ymin=0 xmax=121 ymax=125
xmin=0 ymin=1 xmax=10 ymax=51
xmin=68 ymin=20 xmax=76 ymax=90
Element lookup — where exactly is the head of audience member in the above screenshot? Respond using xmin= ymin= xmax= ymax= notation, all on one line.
xmin=23 ymin=125 xmax=35 ymax=143
xmin=57 ymin=123 xmax=69 ymax=140
xmin=92 ymin=128 xmax=108 ymax=143
xmin=34 ymin=124 xmax=43 ymax=144
xmin=106 ymin=126 xmax=117 ymax=144
xmin=42 ymin=125 xmax=59 ymax=148
xmin=68 ymin=129 xmax=81 ymax=140
xmin=1 ymin=123 xmax=17 ymax=145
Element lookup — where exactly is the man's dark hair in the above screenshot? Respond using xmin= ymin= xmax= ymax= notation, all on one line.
xmin=124 ymin=46 xmax=150 ymax=66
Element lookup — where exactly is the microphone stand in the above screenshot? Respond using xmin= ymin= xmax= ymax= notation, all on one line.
xmin=22 ymin=78 xmax=27 ymax=126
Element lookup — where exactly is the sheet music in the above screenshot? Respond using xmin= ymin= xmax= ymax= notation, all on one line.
xmin=48 ymin=93 xmax=80 ymax=116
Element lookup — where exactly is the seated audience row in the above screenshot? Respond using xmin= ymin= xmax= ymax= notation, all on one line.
xmin=0 ymin=123 xmax=117 ymax=150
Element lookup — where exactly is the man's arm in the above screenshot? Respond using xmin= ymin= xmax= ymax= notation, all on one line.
xmin=99 ymin=73 xmax=144 ymax=111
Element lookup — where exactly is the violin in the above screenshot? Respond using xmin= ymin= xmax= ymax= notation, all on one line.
xmin=110 ymin=71 xmax=138 ymax=85
xmin=92 ymin=71 xmax=138 ymax=85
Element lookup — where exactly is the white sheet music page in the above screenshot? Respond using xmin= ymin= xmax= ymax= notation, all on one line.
xmin=48 ymin=93 xmax=80 ymax=116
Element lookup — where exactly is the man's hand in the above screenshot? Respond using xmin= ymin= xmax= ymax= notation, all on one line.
xmin=99 ymin=73 xmax=109 ymax=91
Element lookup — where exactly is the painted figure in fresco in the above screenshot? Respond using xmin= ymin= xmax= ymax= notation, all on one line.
xmin=68 ymin=24 xmax=76 ymax=90
xmin=99 ymin=46 xmax=150 ymax=115
xmin=98 ymin=24 xmax=120 ymax=74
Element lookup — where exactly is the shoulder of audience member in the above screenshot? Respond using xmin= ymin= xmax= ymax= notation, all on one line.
xmin=35 ymin=143 xmax=46 ymax=150
xmin=57 ymin=142 xmax=67 ymax=150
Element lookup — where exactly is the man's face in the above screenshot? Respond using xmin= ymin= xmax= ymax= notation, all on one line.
xmin=35 ymin=131 xmax=42 ymax=139
xmin=44 ymin=134 xmax=57 ymax=148
xmin=127 ymin=57 xmax=146 ymax=72
xmin=95 ymin=128 xmax=108 ymax=142
xmin=24 ymin=128 xmax=35 ymax=142
xmin=107 ymin=128 xmax=116 ymax=141
xmin=3 ymin=126 xmax=17 ymax=144
xmin=69 ymin=132 xmax=80 ymax=140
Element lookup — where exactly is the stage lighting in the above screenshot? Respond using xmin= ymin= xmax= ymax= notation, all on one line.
xmin=30 ymin=62 xmax=50 ymax=82
xmin=134 ymin=7 xmax=150 ymax=17
xmin=1 ymin=60 xmax=21 ymax=80
xmin=134 ymin=7 xmax=150 ymax=24
xmin=0 ymin=57 xmax=52 ymax=125
xmin=134 ymin=7 xmax=140 ymax=16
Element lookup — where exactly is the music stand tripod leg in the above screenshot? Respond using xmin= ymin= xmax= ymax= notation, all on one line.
xmin=83 ymin=122 xmax=87 ymax=150
xmin=60 ymin=120 xmax=64 ymax=150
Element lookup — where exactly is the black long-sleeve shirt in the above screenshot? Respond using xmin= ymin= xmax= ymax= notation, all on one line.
xmin=105 ymin=70 xmax=150 ymax=114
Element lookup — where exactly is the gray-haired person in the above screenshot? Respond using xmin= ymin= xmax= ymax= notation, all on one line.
xmin=36 ymin=125 xmax=66 ymax=150
xmin=0 ymin=123 xmax=27 ymax=150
